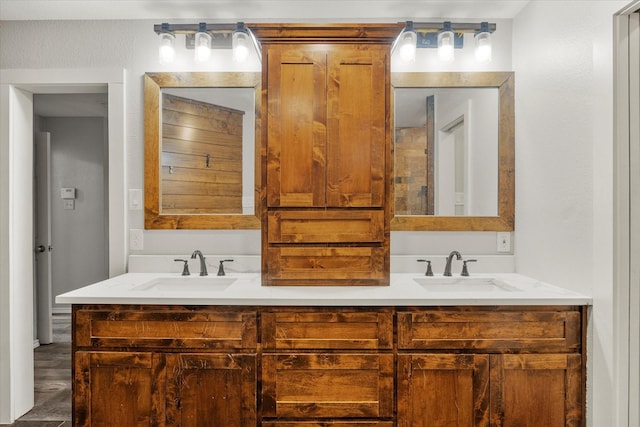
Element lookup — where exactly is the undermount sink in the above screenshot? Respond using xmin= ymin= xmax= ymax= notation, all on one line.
xmin=413 ymin=277 xmax=520 ymax=292
xmin=132 ymin=276 xmax=236 ymax=292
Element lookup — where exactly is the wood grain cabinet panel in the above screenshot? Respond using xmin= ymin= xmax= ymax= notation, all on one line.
xmin=262 ymin=309 xmax=393 ymax=350
xmin=74 ymin=351 xmax=155 ymax=427
xmin=267 ymin=246 xmax=387 ymax=284
xmin=490 ymin=354 xmax=582 ymax=427
xmin=262 ymin=422 xmax=394 ymax=427
xmin=262 ymin=353 xmax=394 ymax=420
xmin=163 ymin=353 xmax=257 ymax=427
xmin=266 ymin=45 xmax=327 ymax=208
xmin=397 ymin=354 xmax=490 ymax=427
xmin=397 ymin=308 xmax=581 ymax=352
xmin=268 ymin=210 xmax=385 ymax=243
xmin=74 ymin=306 xmax=257 ymax=350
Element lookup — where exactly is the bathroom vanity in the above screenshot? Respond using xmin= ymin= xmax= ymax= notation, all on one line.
xmin=58 ymin=273 xmax=589 ymax=427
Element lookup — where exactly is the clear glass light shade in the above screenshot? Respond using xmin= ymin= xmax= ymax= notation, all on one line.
xmin=232 ymin=31 xmax=250 ymax=62
xmin=194 ymin=31 xmax=212 ymax=63
xmin=158 ymin=33 xmax=176 ymax=64
xmin=474 ymin=31 xmax=492 ymax=63
xmin=437 ymin=30 xmax=455 ymax=62
xmin=398 ymin=30 xmax=417 ymax=62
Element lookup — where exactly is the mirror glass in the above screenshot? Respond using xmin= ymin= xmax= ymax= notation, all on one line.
xmin=395 ymin=87 xmax=499 ymax=216
xmin=391 ymin=72 xmax=514 ymax=231
xmin=145 ymin=72 xmax=261 ymax=229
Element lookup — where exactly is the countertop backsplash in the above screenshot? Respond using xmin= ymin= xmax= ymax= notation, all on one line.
xmin=128 ymin=254 xmax=515 ymax=275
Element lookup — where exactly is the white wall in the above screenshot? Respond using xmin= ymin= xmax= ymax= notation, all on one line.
xmin=512 ymin=2 xmax=628 ymax=426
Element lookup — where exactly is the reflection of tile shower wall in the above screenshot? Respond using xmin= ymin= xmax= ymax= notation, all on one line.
xmin=395 ymin=127 xmax=431 ymax=215
xmin=161 ymin=93 xmax=244 ymax=214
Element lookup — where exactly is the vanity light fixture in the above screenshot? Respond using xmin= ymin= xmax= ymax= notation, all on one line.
xmin=158 ymin=23 xmax=176 ymax=65
xmin=437 ymin=21 xmax=455 ymax=62
xmin=396 ymin=21 xmax=417 ymax=62
xmin=474 ymin=21 xmax=492 ymax=64
xmin=194 ymin=22 xmax=212 ymax=63
xmin=232 ymin=22 xmax=251 ymax=62
xmin=154 ymin=22 xmax=262 ymax=65
xmin=392 ymin=21 xmax=495 ymax=64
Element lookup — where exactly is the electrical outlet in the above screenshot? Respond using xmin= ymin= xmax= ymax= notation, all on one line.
xmin=130 ymin=229 xmax=144 ymax=251
xmin=496 ymin=232 xmax=511 ymax=252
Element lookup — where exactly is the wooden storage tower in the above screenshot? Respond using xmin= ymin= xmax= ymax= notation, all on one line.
xmin=256 ymin=24 xmax=402 ymax=285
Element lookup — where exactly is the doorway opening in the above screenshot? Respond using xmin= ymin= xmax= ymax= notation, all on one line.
xmin=33 ymin=93 xmax=110 ymax=346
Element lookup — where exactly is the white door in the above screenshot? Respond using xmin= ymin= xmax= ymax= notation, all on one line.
xmin=34 ymin=131 xmax=53 ymax=345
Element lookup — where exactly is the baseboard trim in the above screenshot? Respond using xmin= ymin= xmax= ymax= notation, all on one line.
xmin=33 ymin=339 xmax=40 ymax=349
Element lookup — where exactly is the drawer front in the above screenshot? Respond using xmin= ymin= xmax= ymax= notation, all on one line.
xmin=397 ymin=308 xmax=581 ymax=352
xmin=267 ymin=246 xmax=388 ymax=284
xmin=262 ymin=310 xmax=393 ymax=350
xmin=262 ymin=423 xmax=394 ymax=426
xmin=268 ymin=210 xmax=385 ymax=243
xmin=74 ymin=306 xmax=258 ymax=350
xmin=262 ymin=353 xmax=394 ymax=419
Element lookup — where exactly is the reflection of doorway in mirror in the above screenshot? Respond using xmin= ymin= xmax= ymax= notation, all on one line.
xmin=437 ymin=116 xmax=467 ymax=216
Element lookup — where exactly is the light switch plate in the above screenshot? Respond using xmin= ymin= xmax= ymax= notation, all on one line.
xmin=129 ymin=189 xmax=142 ymax=210
xmin=130 ymin=229 xmax=144 ymax=251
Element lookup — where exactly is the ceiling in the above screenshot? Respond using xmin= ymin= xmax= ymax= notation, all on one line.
xmin=0 ymin=0 xmax=530 ymax=21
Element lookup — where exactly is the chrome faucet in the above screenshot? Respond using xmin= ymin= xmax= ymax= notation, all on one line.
xmin=443 ymin=250 xmax=462 ymax=276
xmin=191 ymin=250 xmax=208 ymax=276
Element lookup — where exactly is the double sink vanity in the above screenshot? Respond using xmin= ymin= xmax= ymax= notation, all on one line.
xmin=59 ymin=22 xmax=590 ymax=427
xmin=58 ymin=263 xmax=590 ymax=427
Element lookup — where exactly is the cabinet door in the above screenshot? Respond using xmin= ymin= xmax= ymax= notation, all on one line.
xmin=266 ymin=45 xmax=327 ymax=207
xmin=163 ymin=353 xmax=257 ymax=427
xmin=397 ymin=354 xmax=489 ymax=427
xmin=489 ymin=354 xmax=582 ymax=427
xmin=326 ymin=45 xmax=387 ymax=207
xmin=74 ymin=351 xmax=156 ymax=427
xmin=262 ymin=353 xmax=394 ymax=419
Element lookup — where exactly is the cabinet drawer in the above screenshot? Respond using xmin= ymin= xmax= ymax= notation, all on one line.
xmin=262 ymin=353 xmax=394 ymax=419
xmin=268 ymin=210 xmax=384 ymax=243
xmin=263 ymin=423 xmax=394 ymax=426
xmin=266 ymin=246 xmax=388 ymax=285
xmin=262 ymin=309 xmax=393 ymax=350
xmin=74 ymin=306 xmax=258 ymax=350
xmin=397 ymin=308 xmax=581 ymax=352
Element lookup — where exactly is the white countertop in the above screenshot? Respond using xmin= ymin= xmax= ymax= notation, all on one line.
xmin=55 ymin=272 xmax=592 ymax=306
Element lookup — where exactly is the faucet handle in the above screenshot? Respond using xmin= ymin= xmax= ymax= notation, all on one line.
xmin=461 ymin=259 xmax=477 ymax=276
xmin=217 ymin=259 xmax=234 ymax=276
xmin=174 ymin=259 xmax=190 ymax=276
xmin=417 ymin=259 xmax=434 ymax=276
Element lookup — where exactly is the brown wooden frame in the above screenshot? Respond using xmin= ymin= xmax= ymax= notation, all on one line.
xmin=144 ymin=72 xmax=261 ymax=229
xmin=391 ymin=72 xmax=515 ymax=231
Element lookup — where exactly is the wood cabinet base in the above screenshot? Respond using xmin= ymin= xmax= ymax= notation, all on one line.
xmin=72 ymin=304 xmax=586 ymax=427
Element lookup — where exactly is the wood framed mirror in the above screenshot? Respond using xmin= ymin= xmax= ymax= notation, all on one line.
xmin=391 ymin=72 xmax=514 ymax=231
xmin=144 ymin=72 xmax=261 ymax=229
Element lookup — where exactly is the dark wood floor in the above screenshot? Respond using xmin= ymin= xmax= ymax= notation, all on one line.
xmin=0 ymin=315 xmax=72 ymax=427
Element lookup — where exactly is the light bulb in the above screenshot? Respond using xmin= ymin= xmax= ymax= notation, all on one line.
xmin=437 ymin=30 xmax=454 ymax=62
xmin=475 ymin=31 xmax=492 ymax=64
xmin=194 ymin=31 xmax=211 ymax=63
xmin=158 ymin=32 xmax=175 ymax=64
xmin=233 ymin=31 xmax=250 ymax=62
xmin=398 ymin=30 xmax=417 ymax=62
